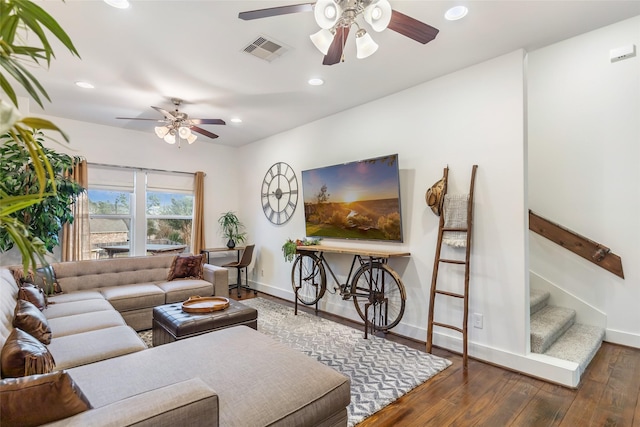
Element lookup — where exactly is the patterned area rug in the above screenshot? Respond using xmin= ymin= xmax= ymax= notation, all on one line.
xmin=242 ymin=298 xmax=452 ymax=426
xmin=138 ymin=298 xmax=451 ymax=426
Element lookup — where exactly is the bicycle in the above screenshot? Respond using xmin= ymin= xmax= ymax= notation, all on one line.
xmin=291 ymin=247 xmax=407 ymax=333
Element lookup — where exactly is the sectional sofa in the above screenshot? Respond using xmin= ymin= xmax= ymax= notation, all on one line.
xmin=0 ymin=256 xmax=351 ymax=426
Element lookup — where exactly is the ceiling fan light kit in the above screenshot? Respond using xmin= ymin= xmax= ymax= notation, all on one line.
xmin=310 ymin=28 xmax=335 ymax=54
xmin=117 ymin=98 xmax=224 ymax=147
xmin=239 ymin=0 xmax=440 ymax=66
xmin=355 ymin=29 xmax=378 ymax=59
xmin=363 ymin=0 xmax=391 ymax=31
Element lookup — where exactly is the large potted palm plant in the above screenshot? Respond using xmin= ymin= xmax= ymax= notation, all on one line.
xmin=0 ymin=131 xmax=84 ymax=253
xmin=0 ymin=0 xmax=80 ymax=271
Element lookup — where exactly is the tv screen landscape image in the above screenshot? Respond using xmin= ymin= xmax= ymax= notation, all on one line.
xmin=302 ymin=154 xmax=403 ymax=242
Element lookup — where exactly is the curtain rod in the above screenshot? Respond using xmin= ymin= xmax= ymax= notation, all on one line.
xmin=87 ymin=162 xmax=204 ymax=177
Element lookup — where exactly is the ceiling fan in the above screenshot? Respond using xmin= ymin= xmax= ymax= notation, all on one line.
xmin=238 ymin=0 xmax=439 ymax=65
xmin=116 ymin=98 xmax=226 ymax=144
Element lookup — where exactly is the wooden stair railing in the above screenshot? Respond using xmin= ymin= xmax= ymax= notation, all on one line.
xmin=528 ymin=210 xmax=624 ymax=279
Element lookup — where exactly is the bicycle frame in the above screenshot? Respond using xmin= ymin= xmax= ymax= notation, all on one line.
xmin=312 ymin=252 xmax=388 ymax=300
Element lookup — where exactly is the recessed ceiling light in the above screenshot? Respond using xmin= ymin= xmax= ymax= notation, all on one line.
xmin=445 ymin=6 xmax=468 ymax=21
xmin=104 ymin=0 xmax=130 ymax=9
xmin=230 ymin=118 xmax=242 ymax=123
xmin=75 ymin=81 xmax=94 ymax=89
xmin=308 ymin=78 xmax=324 ymax=86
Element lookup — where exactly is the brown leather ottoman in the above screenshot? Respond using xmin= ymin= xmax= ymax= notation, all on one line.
xmin=152 ymin=299 xmax=258 ymax=346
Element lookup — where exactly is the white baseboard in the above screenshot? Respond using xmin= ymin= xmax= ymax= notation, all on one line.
xmin=250 ymin=280 xmax=583 ymax=387
xmin=605 ymin=328 xmax=640 ymax=348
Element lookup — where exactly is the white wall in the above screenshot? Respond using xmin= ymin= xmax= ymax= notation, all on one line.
xmin=528 ymin=15 xmax=640 ymax=348
xmin=238 ymin=50 xmax=530 ymax=363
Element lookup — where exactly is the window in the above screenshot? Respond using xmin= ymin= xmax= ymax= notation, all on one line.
xmin=88 ymin=190 xmax=133 ymax=257
xmin=87 ymin=166 xmax=194 ymax=258
xmin=146 ymin=191 xmax=193 ymax=248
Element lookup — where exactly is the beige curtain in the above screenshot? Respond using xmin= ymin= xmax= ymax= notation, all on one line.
xmin=192 ymin=171 xmax=206 ymax=255
xmin=62 ymin=159 xmax=90 ymax=261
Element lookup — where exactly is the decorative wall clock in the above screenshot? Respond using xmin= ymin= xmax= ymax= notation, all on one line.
xmin=261 ymin=162 xmax=298 ymax=225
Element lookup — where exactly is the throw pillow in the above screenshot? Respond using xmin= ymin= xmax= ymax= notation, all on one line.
xmin=167 ymin=254 xmax=205 ymax=281
xmin=12 ymin=265 xmax=62 ymax=295
xmin=18 ymin=282 xmax=47 ymax=310
xmin=12 ymin=299 xmax=52 ymax=345
xmin=35 ymin=264 xmax=62 ymax=295
xmin=0 ymin=370 xmax=91 ymax=427
xmin=1 ymin=328 xmax=55 ymax=378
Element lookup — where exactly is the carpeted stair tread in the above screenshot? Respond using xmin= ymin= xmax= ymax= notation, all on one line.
xmin=530 ymin=288 xmax=550 ymax=315
xmin=544 ymin=323 xmax=605 ymax=376
xmin=530 ymin=305 xmax=575 ymax=354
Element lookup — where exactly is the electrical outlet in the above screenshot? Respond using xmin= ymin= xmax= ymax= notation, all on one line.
xmin=472 ymin=313 xmax=483 ymax=329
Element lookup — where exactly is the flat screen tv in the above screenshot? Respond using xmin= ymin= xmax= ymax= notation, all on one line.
xmin=301 ymin=154 xmax=403 ymax=242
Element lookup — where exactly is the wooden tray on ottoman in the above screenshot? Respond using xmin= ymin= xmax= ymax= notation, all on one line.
xmin=182 ymin=296 xmax=230 ymax=313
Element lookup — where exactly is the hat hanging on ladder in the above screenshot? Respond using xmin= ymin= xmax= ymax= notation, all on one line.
xmin=426 ymin=174 xmax=446 ymax=216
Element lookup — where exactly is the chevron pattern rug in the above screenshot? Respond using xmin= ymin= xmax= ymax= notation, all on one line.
xmin=241 ymin=297 xmax=452 ymax=426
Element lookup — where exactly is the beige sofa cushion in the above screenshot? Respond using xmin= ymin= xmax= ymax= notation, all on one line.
xmin=47 ymin=326 xmax=146 ymax=370
xmin=156 ymin=279 xmax=213 ymax=304
xmin=43 ymin=299 xmax=113 ymax=320
xmin=53 ymin=256 xmax=175 ymax=293
xmin=67 ymin=326 xmax=350 ymax=426
xmin=48 ymin=311 xmax=126 ymax=338
xmin=0 ymin=269 xmax=19 ymax=352
xmin=44 ymin=378 xmax=218 ymax=427
xmin=99 ymin=284 xmax=165 ymax=311
xmin=47 ymin=291 xmax=104 ymax=304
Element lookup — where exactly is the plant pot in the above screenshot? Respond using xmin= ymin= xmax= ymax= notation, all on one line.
xmin=227 ymin=239 xmax=236 ymax=249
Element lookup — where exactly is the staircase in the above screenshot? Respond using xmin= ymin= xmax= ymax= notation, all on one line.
xmin=530 ymin=288 xmax=605 ymax=377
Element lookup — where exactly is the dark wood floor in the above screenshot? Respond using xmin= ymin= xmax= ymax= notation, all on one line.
xmin=232 ymin=288 xmax=640 ymax=427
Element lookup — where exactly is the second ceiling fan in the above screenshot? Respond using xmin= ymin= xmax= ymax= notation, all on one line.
xmin=116 ymin=98 xmax=225 ymax=145
xmin=239 ymin=0 xmax=439 ymax=65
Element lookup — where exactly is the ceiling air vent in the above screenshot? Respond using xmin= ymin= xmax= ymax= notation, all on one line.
xmin=242 ymin=35 xmax=289 ymax=62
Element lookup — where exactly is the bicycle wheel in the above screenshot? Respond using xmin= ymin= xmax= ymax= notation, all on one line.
xmin=352 ymin=262 xmax=406 ymax=331
xmin=291 ymin=253 xmax=326 ymax=305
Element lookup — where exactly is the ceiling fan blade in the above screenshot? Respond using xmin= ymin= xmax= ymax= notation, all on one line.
xmin=239 ymin=3 xmax=314 ymax=20
xmin=151 ymin=106 xmax=177 ymax=119
xmin=190 ymin=118 xmax=226 ymax=125
xmin=323 ymin=27 xmax=350 ymax=66
xmin=116 ymin=117 xmax=166 ymax=122
xmin=387 ymin=10 xmax=439 ymax=44
xmin=190 ymin=126 xmax=219 ymax=139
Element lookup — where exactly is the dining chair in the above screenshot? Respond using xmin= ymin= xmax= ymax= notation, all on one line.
xmin=223 ymin=244 xmax=256 ymax=298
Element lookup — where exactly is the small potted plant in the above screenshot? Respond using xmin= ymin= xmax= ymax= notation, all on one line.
xmin=282 ymin=239 xmax=298 ymax=262
xmin=282 ymin=237 xmax=321 ymax=262
xmin=218 ymin=211 xmax=247 ymax=248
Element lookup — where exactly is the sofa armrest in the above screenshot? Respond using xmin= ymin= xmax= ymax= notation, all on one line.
xmin=44 ymin=378 xmax=218 ymax=427
xmin=203 ymin=264 xmax=229 ymax=298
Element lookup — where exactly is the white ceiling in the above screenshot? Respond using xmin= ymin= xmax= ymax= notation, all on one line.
xmin=17 ymin=1 xmax=640 ymax=147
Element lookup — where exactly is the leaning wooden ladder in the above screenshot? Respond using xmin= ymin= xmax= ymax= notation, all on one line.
xmin=426 ymin=165 xmax=478 ymax=369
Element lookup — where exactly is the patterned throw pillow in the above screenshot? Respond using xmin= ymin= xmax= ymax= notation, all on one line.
xmin=0 ymin=328 xmax=55 ymax=378
xmin=167 ymin=254 xmax=205 ymax=281
xmin=0 ymin=370 xmax=91 ymax=427
xmin=18 ymin=283 xmax=47 ymax=311
xmin=13 ymin=300 xmax=52 ymax=345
